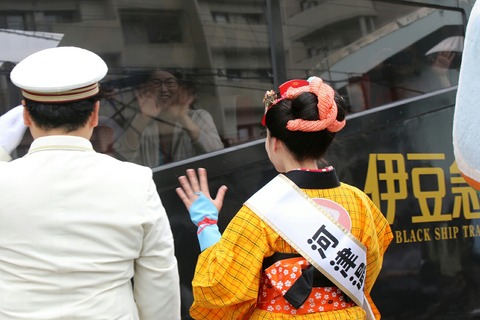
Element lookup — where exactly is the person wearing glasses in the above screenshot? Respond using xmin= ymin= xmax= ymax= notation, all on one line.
xmin=115 ymin=69 xmax=224 ymax=167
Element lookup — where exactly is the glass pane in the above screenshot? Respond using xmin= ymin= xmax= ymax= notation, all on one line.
xmin=0 ymin=0 xmax=271 ymax=167
xmin=281 ymin=0 xmax=464 ymax=113
xmin=0 ymin=0 xmax=465 ymax=167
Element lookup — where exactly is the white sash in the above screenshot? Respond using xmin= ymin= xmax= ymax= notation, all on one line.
xmin=245 ymin=174 xmax=375 ymax=320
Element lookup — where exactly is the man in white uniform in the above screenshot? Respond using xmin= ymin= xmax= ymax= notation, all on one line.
xmin=0 ymin=46 xmax=181 ymax=319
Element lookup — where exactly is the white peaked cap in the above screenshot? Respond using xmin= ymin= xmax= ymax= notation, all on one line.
xmin=10 ymin=46 xmax=108 ymax=103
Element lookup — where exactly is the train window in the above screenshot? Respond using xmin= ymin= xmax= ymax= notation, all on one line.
xmin=285 ymin=1 xmax=464 ymax=113
xmin=0 ymin=1 xmax=466 ymax=167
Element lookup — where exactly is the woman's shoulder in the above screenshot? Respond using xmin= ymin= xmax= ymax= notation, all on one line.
xmin=188 ymin=108 xmax=213 ymax=119
xmin=339 ymin=182 xmax=371 ymax=199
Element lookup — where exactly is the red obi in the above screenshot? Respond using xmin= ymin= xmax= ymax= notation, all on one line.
xmin=257 ymin=257 xmax=355 ymax=315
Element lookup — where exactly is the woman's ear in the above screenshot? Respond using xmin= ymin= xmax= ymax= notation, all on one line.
xmin=268 ymin=135 xmax=278 ymax=151
xmin=272 ymin=136 xmax=286 ymax=152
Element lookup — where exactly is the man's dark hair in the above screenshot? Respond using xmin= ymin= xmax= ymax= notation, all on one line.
xmin=24 ymin=96 xmax=99 ymax=132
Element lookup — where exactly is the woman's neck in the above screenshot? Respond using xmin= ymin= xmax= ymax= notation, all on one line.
xmin=283 ymin=159 xmax=318 ymax=172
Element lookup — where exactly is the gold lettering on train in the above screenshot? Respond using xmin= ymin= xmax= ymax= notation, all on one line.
xmin=434 ymin=226 xmax=459 ymax=240
xmin=364 ymin=153 xmax=480 ymax=225
xmin=394 ymin=228 xmax=431 ymax=243
xmin=392 ymin=225 xmax=480 ymax=243
xmin=462 ymin=224 xmax=480 ymax=238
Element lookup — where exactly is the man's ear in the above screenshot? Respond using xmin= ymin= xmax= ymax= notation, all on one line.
xmin=89 ymin=101 xmax=100 ymax=128
xmin=22 ymin=101 xmax=32 ymax=126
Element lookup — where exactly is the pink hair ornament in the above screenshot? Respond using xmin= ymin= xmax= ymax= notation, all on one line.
xmin=261 ymin=76 xmax=345 ymax=132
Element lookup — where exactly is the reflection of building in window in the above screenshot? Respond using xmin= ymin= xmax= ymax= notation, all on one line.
xmin=212 ymin=12 xmax=228 ymax=24
xmin=212 ymin=12 xmax=264 ymax=24
xmin=43 ymin=11 xmax=77 ymax=24
xmin=120 ymin=10 xmax=183 ymax=44
xmin=0 ymin=14 xmax=25 ymax=29
xmin=301 ymin=0 xmax=321 ymax=10
xmin=0 ymin=10 xmax=76 ymax=31
xmin=0 ymin=0 xmax=469 ymax=153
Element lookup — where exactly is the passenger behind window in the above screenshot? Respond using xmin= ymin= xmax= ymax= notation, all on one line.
xmin=115 ymin=70 xmax=224 ymax=167
xmin=353 ymin=41 xmax=461 ymax=112
xmin=383 ymin=44 xmax=459 ymax=101
xmin=91 ymin=116 xmax=124 ymax=157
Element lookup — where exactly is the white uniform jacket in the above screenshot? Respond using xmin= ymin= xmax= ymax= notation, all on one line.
xmin=0 ymin=135 xmax=180 ymax=320
xmin=0 ymin=146 xmax=11 ymax=162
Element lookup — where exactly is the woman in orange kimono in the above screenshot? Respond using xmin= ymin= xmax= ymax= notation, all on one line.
xmin=176 ymin=76 xmax=393 ymax=319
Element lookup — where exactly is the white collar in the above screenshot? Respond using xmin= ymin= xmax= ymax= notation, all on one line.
xmin=28 ymin=135 xmax=94 ymax=154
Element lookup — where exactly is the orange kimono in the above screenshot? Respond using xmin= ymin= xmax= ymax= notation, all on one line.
xmin=190 ymin=169 xmax=392 ymax=319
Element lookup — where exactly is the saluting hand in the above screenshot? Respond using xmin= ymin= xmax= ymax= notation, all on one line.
xmin=0 ymin=105 xmax=27 ymax=155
